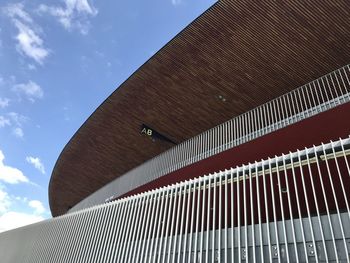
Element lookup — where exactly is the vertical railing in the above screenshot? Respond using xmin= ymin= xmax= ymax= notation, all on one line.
xmin=70 ymin=65 xmax=350 ymax=212
xmin=1 ymin=137 xmax=350 ymax=262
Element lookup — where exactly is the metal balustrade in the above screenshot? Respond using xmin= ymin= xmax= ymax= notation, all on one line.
xmin=70 ymin=65 xmax=350 ymax=213
xmin=1 ymin=137 xmax=350 ymax=262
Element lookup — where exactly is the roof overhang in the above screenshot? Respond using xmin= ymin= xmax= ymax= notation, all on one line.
xmin=49 ymin=0 xmax=350 ymax=216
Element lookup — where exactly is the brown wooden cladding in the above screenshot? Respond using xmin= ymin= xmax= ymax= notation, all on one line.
xmin=49 ymin=0 xmax=350 ymax=216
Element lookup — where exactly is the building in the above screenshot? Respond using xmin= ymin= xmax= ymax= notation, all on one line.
xmin=1 ymin=0 xmax=350 ymax=262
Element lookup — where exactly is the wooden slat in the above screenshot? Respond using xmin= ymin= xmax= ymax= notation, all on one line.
xmin=50 ymin=0 xmax=350 ymax=216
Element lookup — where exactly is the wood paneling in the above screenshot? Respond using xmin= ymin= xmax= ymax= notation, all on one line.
xmin=49 ymin=0 xmax=350 ymax=216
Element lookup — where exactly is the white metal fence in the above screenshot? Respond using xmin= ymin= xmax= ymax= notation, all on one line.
xmin=70 ymin=65 xmax=350 ymax=212
xmin=1 ymin=137 xmax=350 ymax=262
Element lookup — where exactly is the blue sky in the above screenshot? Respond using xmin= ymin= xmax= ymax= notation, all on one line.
xmin=0 ymin=0 xmax=215 ymax=231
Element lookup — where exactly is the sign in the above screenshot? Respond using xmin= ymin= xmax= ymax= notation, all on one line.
xmin=140 ymin=124 xmax=176 ymax=144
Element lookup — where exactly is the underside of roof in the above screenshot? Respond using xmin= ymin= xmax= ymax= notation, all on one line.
xmin=49 ymin=0 xmax=350 ymax=216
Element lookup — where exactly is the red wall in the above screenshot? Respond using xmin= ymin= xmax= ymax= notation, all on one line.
xmin=121 ymin=101 xmax=350 ymax=199
xmin=113 ymin=102 xmax=350 ymax=227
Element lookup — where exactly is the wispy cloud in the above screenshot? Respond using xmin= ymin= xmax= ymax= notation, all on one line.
xmin=0 ymin=98 xmax=10 ymax=109
xmin=0 ymin=116 xmax=10 ymax=128
xmin=13 ymin=127 xmax=24 ymax=138
xmin=27 ymin=64 xmax=36 ymax=70
xmin=0 ymin=169 xmax=46 ymax=233
xmin=12 ymin=81 xmax=43 ymax=102
xmin=0 ymin=112 xmax=28 ymax=138
xmin=38 ymin=0 xmax=98 ymax=35
xmin=0 ymin=188 xmax=46 ymax=232
xmin=7 ymin=112 xmax=28 ymax=127
xmin=3 ymin=3 xmax=49 ymax=64
xmin=171 ymin=0 xmax=183 ymax=6
xmin=0 ymin=75 xmax=15 ymax=89
xmin=26 ymin=156 xmax=45 ymax=174
xmin=14 ymin=20 xmax=49 ymax=64
xmin=0 ymin=211 xmax=44 ymax=232
xmin=28 ymin=200 xmax=45 ymax=214
xmin=0 ymin=187 xmax=11 ymax=214
xmin=0 ymin=149 xmax=29 ymax=184
xmin=4 ymin=3 xmax=33 ymax=23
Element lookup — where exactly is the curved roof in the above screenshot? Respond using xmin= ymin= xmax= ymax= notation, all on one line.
xmin=50 ymin=0 xmax=350 ymax=216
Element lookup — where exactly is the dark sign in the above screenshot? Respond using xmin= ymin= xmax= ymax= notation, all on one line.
xmin=141 ymin=124 xmax=176 ymax=145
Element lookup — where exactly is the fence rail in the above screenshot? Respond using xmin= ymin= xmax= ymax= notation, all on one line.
xmin=1 ymin=137 xmax=350 ymax=262
xmin=70 ymin=65 xmax=350 ymax=212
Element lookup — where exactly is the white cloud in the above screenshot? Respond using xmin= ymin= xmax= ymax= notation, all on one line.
xmin=14 ymin=196 xmax=28 ymax=203
xmin=0 ymin=113 xmax=28 ymax=138
xmin=0 ymin=116 xmax=10 ymax=128
xmin=28 ymin=200 xmax=45 ymax=214
xmin=0 ymin=211 xmax=44 ymax=233
xmin=39 ymin=0 xmax=98 ymax=35
xmin=3 ymin=3 xmax=49 ymax=64
xmin=0 ymin=98 xmax=10 ymax=108
xmin=7 ymin=112 xmax=28 ymax=127
xmin=0 ymin=188 xmax=11 ymax=214
xmin=26 ymin=156 xmax=45 ymax=174
xmin=28 ymin=64 xmax=36 ymax=70
xmin=171 ymin=0 xmax=183 ymax=6
xmin=14 ymin=20 xmax=49 ymax=64
xmin=13 ymin=127 xmax=24 ymax=138
xmin=4 ymin=3 xmax=33 ymax=23
xmin=0 ymin=184 xmax=46 ymax=233
xmin=12 ymin=81 xmax=43 ymax=102
xmin=0 ymin=150 xmax=28 ymax=184
xmin=0 ymin=184 xmax=47 ymax=234
xmin=0 ymin=75 xmax=16 ymax=89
